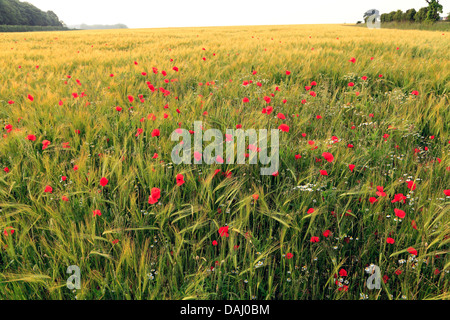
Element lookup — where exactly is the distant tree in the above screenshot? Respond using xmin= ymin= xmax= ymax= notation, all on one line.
xmin=404 ymin=9 xmax=417 ymax=22
xmin=387 ymin=11 xmax=396 ymax=22
xmin=425 ymin=0 xmax=443 ymax=22
xmin=46 ymin=11 xmax=62 ymax=26
xmin=415 ymin=7 xmax=429 ymax=22
xmin=393 ymin=10 xmax=404 ymax=22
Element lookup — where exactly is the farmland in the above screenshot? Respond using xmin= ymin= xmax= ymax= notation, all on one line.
xmin=0 ymin=24 xmax=449 ymax=300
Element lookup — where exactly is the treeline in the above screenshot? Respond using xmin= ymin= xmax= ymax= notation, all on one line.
xmin=379 ymin=0 xmax=446 ymax=23
xmin=0 ymin=25 xmax=68 ymax=32
xmin=0 ymin=0 xmax=64 ymax=27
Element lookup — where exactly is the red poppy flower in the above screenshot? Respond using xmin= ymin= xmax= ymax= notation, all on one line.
xmin=406 ymin=180 xmax=416 ymax=191
xmin=394 ymin=208 xmax=406 ymax=219
xmin=322 ymin=152 xmax=334 ymax=163
xmin=323 ymin=230 xmax=331 ymax=237
xmin=219 ymin=226 xmax=229 ymax=237
xmin=386 ymin=237 xmax=395 ymax=244
xmin=3 ymin=227 xmax=14 ymax=236
xmin=242 ymin=97 xmax=249 ymax=103
xmin=307 ymin=208 xmax=315 ymax=214
xmin=62 ymin=196 xmax=69 ymax=202
xmin=277 ymin=113 xmax=286 ymax=120
xmin=176 ymin=174 xmax=185 ymax=186
xmin=320 ymin=170 xmax=328 ymax=176
xmin=27 ymin=134 xmax=36 ymax=141
xmin=444 ymin=190 xmax=450 ymax=197
xmin=100 ymin=177 xmax=108 ymax=187
xmin=369 ymin=197 xmax=378 ymax=204
xmin=339 ymin=269 xmax=347 ymax=277
xmin=349 ymin=164 xmax=355 ymax=172
xmin=44 ymin=185 xmax=53 ymax=193
xmin=310 ymin=236 xmax=320 ymax=243
xmin=93 ymin=209 xmax=102 ymax=217
xmin=278 ymin=124 xmax=289 ymax=132
xmin=27 ymin=94 xmax=34 ymax=101
xmin=391 ymin=193 xmax=407 ymax=204
xmin=151 ymin=129 xmax=160 ymax=137
xmin=376 ymin=186 xmax=386 ymax=197
xmin=212 ymin=240 xmax=218 ymax=246
xmin=42 ymin=140 xmax=51 ymax=150
xmin=285 ymin=70 xmax=291 ymax=75
xmin=407 ymin=247 xmax=417 ymax=256
xmin=349 ymin=57 xmax=356 ymax=63
xmin=286 ymin=252 xmax=293 ymax=259
xmin=148 ymin=187 xmax=161 ymax=204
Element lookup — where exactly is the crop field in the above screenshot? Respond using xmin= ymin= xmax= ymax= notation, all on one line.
xmin=0 ymin=24 xmax=449 ymax=300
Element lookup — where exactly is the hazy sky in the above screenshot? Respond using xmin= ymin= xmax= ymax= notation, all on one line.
xmin=24 ymin=0 xmax=450 ymax=28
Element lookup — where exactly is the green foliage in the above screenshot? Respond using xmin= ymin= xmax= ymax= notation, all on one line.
xmin=404 ymin=9 xmax=417 ymax=22
xmin=0 ymin=25 xmax=68 ymax=32
xmin=379 ymin=1 xmax=445 ymax=25
xmin=425 ymin=0 xmax=443 ymax=22
xmin=0 ymin=0 xmax=64 ymax=27
xmin=415 ymin=7 xmax=429 ymax=22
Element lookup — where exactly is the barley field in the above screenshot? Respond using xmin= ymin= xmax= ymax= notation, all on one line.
xmin=0 ymin=24 xmax=449 ymax=300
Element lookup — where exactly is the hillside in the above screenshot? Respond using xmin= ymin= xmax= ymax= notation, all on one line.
xmin=0 ymin=0 xmax=63 ymax=27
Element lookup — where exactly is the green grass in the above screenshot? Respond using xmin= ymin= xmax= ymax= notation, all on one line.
xmin=353 ymin=21 xmax=450 ymax=31
xmin=0 ymin=25 xmax=448 ymax=300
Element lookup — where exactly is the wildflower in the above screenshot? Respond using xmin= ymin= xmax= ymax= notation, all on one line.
xmin=219 ymin=226 xmax=229 ymax=237
xmin=148 ymin=187 xmax=161 ymax=204
xmin=100 ymin=177 xmax=108 ymax=187
xmin=176 ymin=174 xmax=185 ymax=186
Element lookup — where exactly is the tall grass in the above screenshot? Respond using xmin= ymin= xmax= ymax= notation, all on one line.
xmin=0 ymin=25 xmax=448 ymax=300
